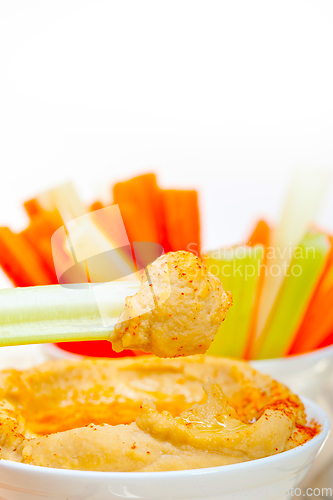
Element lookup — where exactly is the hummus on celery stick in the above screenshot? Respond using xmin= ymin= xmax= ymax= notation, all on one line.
xmin=111 ymin=251 xmax=233 ymax=358
xmin=0 ymin=356 xmax=319 ymax=471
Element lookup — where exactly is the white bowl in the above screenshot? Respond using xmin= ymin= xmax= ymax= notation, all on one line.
xmin=0 ymin=398 xmax=329 ymax=500
xmin=251 ymin=344 xmax=333 ymax=399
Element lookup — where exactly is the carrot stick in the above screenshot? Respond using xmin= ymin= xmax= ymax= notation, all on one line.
xmin=289 ymin=236 xmax=333 ymax=353
xmin=247 ymin=219 xmax=270 ymax=248
xmin=22 ymin=198 xmax=64 ymax=283
xmin=244 ymin=220 xmax=271 ymax=359
xmin=24 ymin=197 xmax=63 ymax=232
xmin=113 ymin=174 xmax=165 ymax=245
xmin=24 ymin=199 xmax=41 ymax=218
xmin=90 ymin=201 xmax=104 ymax=212
xmin=0 ymin=227 xmax=54 ymax=286
xmin=312 ymin=235 xmax=333 ymax=296
xmin=113 ymin=174 xmax=169 ymax=273
xmin=316 ymin=329 xmax=333 ymax=349
xmin=21 ymin=219 xmax=57 ymax=283
xmin=161 ymin=189 xmax=200 ymax=255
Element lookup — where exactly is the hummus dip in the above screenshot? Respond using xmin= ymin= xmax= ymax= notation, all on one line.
xmin=111 ymin=251 xmax=232 ymax=357
xmin=0 ymin=355 xmax=318 ymax=471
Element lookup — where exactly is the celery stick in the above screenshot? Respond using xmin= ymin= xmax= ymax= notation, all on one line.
xmin=206 ymin=245 xmax=264 ymax=358
xmin=256 ymin=168 xmax=329 ymax=338
xmin=254 ymin=232 xmax=330 ymax=360
xmin=0 ymin=282 xmax=140 ymax=346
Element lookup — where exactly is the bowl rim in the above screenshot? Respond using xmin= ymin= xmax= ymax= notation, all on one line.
xmin=44 ymin=341 xmax=333 ymax=364
xmin=252 ymin=342 xmax=333 ymax=365
xmin=0 ymin=396 xmax=329 ymax=479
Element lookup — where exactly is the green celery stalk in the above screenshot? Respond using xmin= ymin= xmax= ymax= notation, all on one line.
xmin=205 ymin=245 xmax=264 ymax=358
xmin=0 ymin=282 xmax=140 ymax=346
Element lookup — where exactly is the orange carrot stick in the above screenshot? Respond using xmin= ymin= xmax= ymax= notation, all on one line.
xmin=289 ymin=235 xmax=333 ymax=354
xmin=317 ymin=329 xmax=333 ymax=349
xmin=113 ymin=174 xmax=165 ymax=246
xmin=244 ymin=220 xmax=271 ymax=359
xmin=289 ymin=289 xmax=333 ymax=353
xmin=90 ymin=201 xmax=104 ymax=212
xmin=22 ymin=199 xmax=64 ymax=283
xmin=21 ymin=221 xmax=57 ymax=283
xmin=24 ymin=198 xmax=63 ymax=232
xmin=247 ymin=219 xmax=270 ymax=248
xmin=161 ymin=189 xmax=200 ymax=255
xmin=0 ymin=227 xmax=53 ymax=286
xmin=24 ymin=199 xmax=41 ymax=218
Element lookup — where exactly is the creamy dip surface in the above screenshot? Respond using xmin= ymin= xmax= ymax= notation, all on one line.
xmin=0 ymin=355 xmax=319 ymax=471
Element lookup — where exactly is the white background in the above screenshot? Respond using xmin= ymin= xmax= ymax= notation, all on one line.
xmin=0 ymin=0 xmax=333 ymax=269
